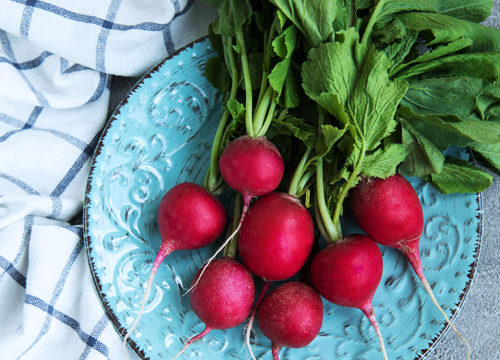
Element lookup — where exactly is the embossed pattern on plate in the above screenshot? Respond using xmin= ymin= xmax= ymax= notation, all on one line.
xmin=83 ymin=38 xmax=482 ymax=360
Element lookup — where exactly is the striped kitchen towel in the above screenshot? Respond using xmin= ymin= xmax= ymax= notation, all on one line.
xmin=0 ymin=1 xmax=215 ymax=359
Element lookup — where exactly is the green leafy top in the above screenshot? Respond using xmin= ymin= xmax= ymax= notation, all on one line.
xmin=204 ymin=0 xmax=499 ymax=243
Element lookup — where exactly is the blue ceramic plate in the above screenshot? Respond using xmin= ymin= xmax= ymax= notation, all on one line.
xmin=83 ymin=38 xmax=483 ymax=360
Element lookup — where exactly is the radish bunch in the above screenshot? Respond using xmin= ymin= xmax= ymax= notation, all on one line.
xmin=120 ymin=0 xmax=481 ymax=356
xmin=121 ymin=66 xmax=473 ymax=360
xmin=151 ymin=0 xmax=497 ymax=358
xmin=122 ymin=136 xmax=471 ymax=360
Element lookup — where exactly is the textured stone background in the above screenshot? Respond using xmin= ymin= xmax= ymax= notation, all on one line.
xmin=107 ymin=2 xmax=500 ymax=359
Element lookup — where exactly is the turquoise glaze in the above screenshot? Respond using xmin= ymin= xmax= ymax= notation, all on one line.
xmin=83 ymin=38 xmax=482 ymax=360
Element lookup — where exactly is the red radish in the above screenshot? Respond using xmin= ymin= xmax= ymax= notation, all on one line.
xmin=188 ymin=135 xmax=285 ymax=291
xmin=157 ymin=183 xmax=227 ymax=252
xmin=219 ymin=135 xmax=284 ymax=230
xmin=349 ymin=174 xmax=471 ymax=358
xmin=310 ymin=234 xmax=388 ymax=360
xmin=123 ymin=182 xmax=226 ymax=354
xmin=257 ymin=282 xmax=323 ymax=360
xmin=238 ymin=192 xmax=314 ymax=281
xmin=169 ymin=257 xmax=255 ymax=359
xmin=219 ymin=135 xmax=284 ymax=234
xmin=219 ymin=135 xmax=285 ymax=202
xmin=238 ymin=192 xmax=314 ymax=359
xmin=349 ymin=175 xmax=423 ymax=250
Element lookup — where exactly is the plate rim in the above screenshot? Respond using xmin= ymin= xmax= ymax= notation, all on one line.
xmin=417 ymin=167 xmax=483 ymax=359
xmin=82 ymin=37 xmax=484 ymax=360
xmin=83 ymin=36 xmax=211 ymax=360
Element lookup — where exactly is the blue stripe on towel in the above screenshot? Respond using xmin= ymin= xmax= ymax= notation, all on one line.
xmin=24 ymin=294 xmax=110 ymax=358
xmin=51 ymin=131 xmax=100 ymax=197
xmin=0 ymin=255 xmax=27 ymax=287
xmin=0 ymin=30 xmax=49 ymax=107
xmin=0 ymin=106 xmax=43 ymax=143
xmin=95 ymin=0 xmax=122 ymax=73
xmin=13 ymin=0 xmax=167 ymax=31
xmin=18 ymin=240 xmax=84 ymax=358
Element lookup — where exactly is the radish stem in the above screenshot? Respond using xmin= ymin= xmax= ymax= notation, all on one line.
xmin=314 ymin=109 xmax=342 ymax=242
xmin=224 ymin=193 xmax=242 ymax=258
xmin=206 ymin=36 xmax=239 ymax=193
xmin=235 ymin=28 xmax=254 ymax=137
xmin=253 ymin=86 xmax=273 ymax=135
xmin=314 ymin=195 xmax=330 ymax=243
xmin=331 ymin=138 xmax=366 ymax=230
xmin=289 ymin=148 xmax=312 ymax=198
xmin=255 ymin=96 xmax=277 ymax=137
xmin=315 ymin=156 xmax=342 ymax=242
xmin=361 ymin=0 xmax=388 ymax=48
xmin=256 ymin=24 xmax=276 ymax=107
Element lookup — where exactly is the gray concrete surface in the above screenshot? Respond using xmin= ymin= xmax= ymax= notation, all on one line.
xmin=107 ymin=3 xmax=500 ymax=359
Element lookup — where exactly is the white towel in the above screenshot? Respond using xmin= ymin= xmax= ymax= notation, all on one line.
xmin=0 ymin=1 xmax=215 ymax=359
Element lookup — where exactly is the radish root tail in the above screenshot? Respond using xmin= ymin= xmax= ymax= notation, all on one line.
xmin=184 ymin=195 xmax=252 ymax=296
xmin=184 ymin=222 xmax=242 ymax=295
xmin=271 ymin=343 xmax=281 ymax=360
xmin=406 ymin=249 xmax=471 ymax=360
xmin=245 ymin=281 xmax=271 ymax=360
xmin=122 ymin=245 xmax=171 ymax=360
xmin=245 ymin=311 xmax=257 ymax=360
xmin=361 ymin=303 xmax=388 ymax=360
xmin=169 ymin=326 xmax=212 ymax=360
xmin=420 ymin=276 xmax=471 ymax=360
